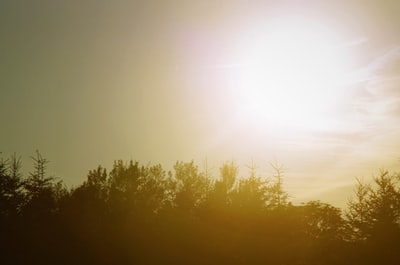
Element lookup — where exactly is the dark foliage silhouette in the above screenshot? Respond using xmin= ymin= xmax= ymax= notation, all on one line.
xmin=0 ymin=151 xmax=399 ymax=264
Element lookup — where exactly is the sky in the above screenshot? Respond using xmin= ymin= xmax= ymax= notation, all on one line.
xmin=1 ymin=0 xmax=400 ymax=207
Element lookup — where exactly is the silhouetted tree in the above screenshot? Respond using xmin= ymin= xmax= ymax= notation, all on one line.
xmin=0 ymin=153 xmax=24 ymax=217
xmin=3 ymin=149 xmax=400 ymax=265
xmin=173 ymin=160 xmax=209 ymax=211
xmin=23 ymin=150 xmax=59 ymax=217
xmin=0 ymin=153 xmax=26 ymax=265
xmin=367 ymin=170 xmax=400 ymax=264
xmin=232 ymin=173 xmax=269 ymax=212
xmin=303 ymin=201 xmax=344 ymax=240
xmin=207 ymin=161 xmax=237 ymax=210
xmin=268 ymin=162 xmax=289 ymax=208
xmin=346 ymin=170 xmax=400 ymax=264
xmin=346 ymin=177 xmax=372 ymax=241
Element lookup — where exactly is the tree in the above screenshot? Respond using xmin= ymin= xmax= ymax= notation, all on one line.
xmin=300 ymin=201 xmax=347 ymax=265
xmin=173 ymin=161 xmax=209 ymax=211
xmin=303 ymin=201 xmax=344 ymax=240
xmin=15 ymin=151 xmax=69 ymax=264
xmin=346 ymin=170 xmax=400 ymax=264
xmin=208 ymin=161 xmax=237 ymax=209
xmin=23 ymin=150 xmax=59 ymax=217
xmin=24 ymin=150 xmax=53 ymax=197
xmin=232 ymin=172 xmax=269 ymax=212
xmin=369 ymin=170 xmax=400 ymax=230
xmin=367 ymin=170 xmax=400 ymax=264
xmin=346 ymin=177 xmax=372 ymax=241
xmin=346 ymin=170 xmax=400 ymax=241
xmin=0 ymin=153 xmax=25 ymax=264
xmin=0 ymin=153 xmax=24 ymax=217
xmin=67 ymin=165 xmax=109 ymax=219
xmin=268 ymin=162 xmax=289 ymax=208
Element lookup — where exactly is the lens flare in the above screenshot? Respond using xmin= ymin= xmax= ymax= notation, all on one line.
xmin=232 ymin=16 xmax=353 ymax=130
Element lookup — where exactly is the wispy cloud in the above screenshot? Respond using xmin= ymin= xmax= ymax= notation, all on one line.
xmin=353 ymin=46 xmax=400 ymax=120
xmin=337 ymin=37 xmax=369 ymax=49
xmin=366 ymin=46 xmax=400 ymax=76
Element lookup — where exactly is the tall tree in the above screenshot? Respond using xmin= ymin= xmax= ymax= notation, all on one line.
xmin=346 ymin=177 xmax=372 ymax=241
xmin=268 ymin=162 xmax=289 ymax=208
xmin=23 ymin=150 xmax=58 ymax=217
xmin=232 ymin=173 xmax=269 ymax=212
xmin=346 ymin=170 xmax=400 ymax=264
xmin=0 ymin=153 xmax=24 ymax=217
xmin=173 ymin=161 xmax=209 ymax=211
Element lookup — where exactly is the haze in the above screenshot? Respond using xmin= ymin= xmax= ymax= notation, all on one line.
xmin=2 ymin=0 xmax=400 ymax=207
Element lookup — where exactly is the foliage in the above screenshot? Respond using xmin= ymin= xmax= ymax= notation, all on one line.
xmin=1 ymin=151 xmax=400 ymax=264
xmin=345 ymin=170 xmax=400 ymax=264
xmin=0 ymin=153 xmax=24 ymax=217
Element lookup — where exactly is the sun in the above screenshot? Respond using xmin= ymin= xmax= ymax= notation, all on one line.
xmin=231 ymin=16 xmax=352 ymax=130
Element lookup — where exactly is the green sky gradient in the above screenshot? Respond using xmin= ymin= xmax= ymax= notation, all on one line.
xmin=2 ymin=0 xmax=400 ymax=206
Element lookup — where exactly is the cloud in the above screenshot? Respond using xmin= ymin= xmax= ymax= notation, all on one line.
xmin=292 ymin=47 xmax=400 ymax=181
xmin=367 ymin=46 xmax=400 ymax=76
xmin=338 ymin=37 xmax=369 ymax=49
xmin=350 ymin=46 xmax=400 ymax=120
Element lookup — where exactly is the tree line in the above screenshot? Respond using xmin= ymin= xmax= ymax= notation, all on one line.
xmin=1 ymin=151 xmax=400 ymax=264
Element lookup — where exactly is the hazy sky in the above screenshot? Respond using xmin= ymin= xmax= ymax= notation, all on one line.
xmin=2 ymin=0 xmax=400 ymax=207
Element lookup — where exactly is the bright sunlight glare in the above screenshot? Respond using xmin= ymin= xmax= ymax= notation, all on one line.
xmin=232 ymin=16 xmax=353 ymax=130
